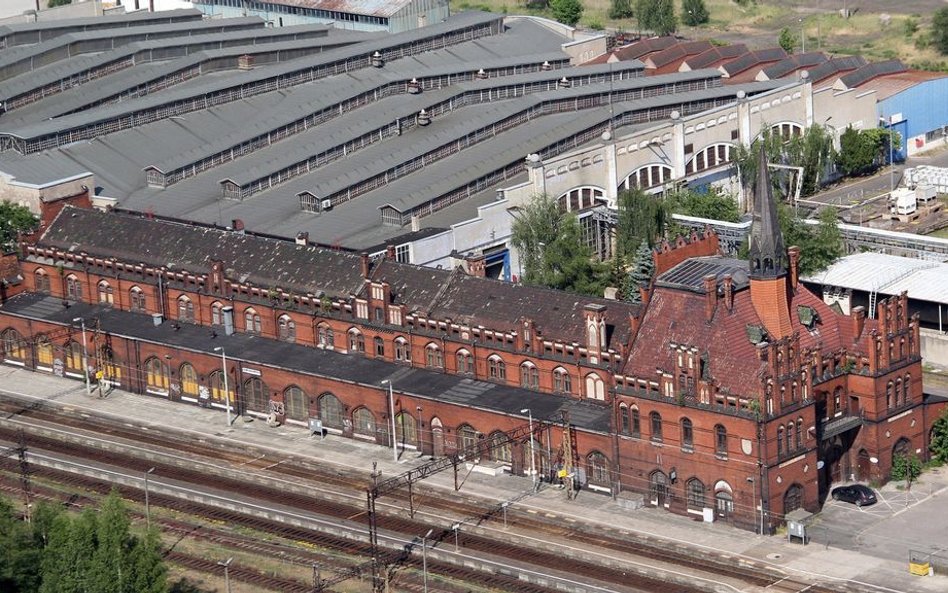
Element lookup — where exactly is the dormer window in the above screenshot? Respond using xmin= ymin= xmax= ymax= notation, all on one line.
xmin=797 ymin=305 xmax=819 ymax=329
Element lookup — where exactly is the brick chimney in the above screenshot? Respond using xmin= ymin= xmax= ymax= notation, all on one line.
xmin=237 ymin=54 xmax=255 ymax=70
xmin=722 ymin=274 xmax=733 ymax=311
xmin=295 ymin=231 xmax=309 ymax=246
xmin=787 ymin=245 xmax=801 ymax=289
xmin=360 ymin=252 xmax=370 ymax=279
xmin=386 ymin=244 xmax=396 ymax=260
xmin=703 ymin=274 xmax=717 ymax=321
xmin=231 ymin=219 xmax=245 ymax=233
xmin=851 ymin=305 xmax=866 ymax=341
xmin=467 ymin=254 xmax=486 ymax=278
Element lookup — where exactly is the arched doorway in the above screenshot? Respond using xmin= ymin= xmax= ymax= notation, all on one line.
xmin=783 ymin=483 xmax=804 ymax=515
xmin=857 ymin=449 xmax=871 ymax=482
xmin=892 ymin=437 xmax=911 ymax=460
xmin=714 ymin=480 xmax=733 ymax=520
xmin=649 ymin=470 xmax=669 ymax=507
xmin=431 ymin=417 xmax=444 ymax=457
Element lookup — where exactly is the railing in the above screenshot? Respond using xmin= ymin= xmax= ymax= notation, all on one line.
xmin=820 ymin=409 xmax=864 ymax=440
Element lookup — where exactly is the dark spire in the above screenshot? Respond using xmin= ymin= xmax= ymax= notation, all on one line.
xmin=748 ymin=146 xmax=786 ymax=279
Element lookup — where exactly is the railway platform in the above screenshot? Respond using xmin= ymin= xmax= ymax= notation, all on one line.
xmin=1 ymin=365 xmax=946 ymax=593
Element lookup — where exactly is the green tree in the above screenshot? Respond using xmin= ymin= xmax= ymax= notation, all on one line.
xmin=933 ymin=8 xmax=948 ymax=55
xmin=126 ymin=529 xmax=167 ymax=593
xmin=930 ymin=409 xmax=948 ymax=465
xmin=778 ymin=27 xmax=795 ymax=53
xmin=0 ymin=201 xmax=38 ymax=252
xmin=669 ymin=187 xmax=741 ymax=222
xmin=778 ymin=204 xmax=842 ymax=275
xmin=615 ymin=188 xmax=668 ymax=259
xmin=836 ymin=126 xmax=876 ymax=176
xmin=624 ymin=240 xmax=654 ymax=303
xmin=681 ymin=0 xmax=709 ymax=26
xmin=40 ymin=510 xmax=97 ymax=593
xmin=550 ymin=0 xmax=583 ymax=27
xmin=609 ymin=0 xmax=633 ymax=20
xmin=651 ymin=0 xmax=677 ymax=36
xmin=891 ymin=453 xmax=923 ymax=488
xmin=89 ymin=492 xmax=132 ymax=593
xmin=510 ymin=194 xmax=605 ymax=295
xmin=784 ymin=124 xmax=836 ymax=196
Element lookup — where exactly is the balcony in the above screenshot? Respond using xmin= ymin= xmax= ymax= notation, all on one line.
xmin=820 ymin=410 xmax=864 ymax=440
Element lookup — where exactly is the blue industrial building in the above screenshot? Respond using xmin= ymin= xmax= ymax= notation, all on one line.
xmin=869 ymin=73 xmax=948 ymax=160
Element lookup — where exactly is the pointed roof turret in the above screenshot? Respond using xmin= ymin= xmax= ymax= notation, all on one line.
xmin=748 ymin=146 xmax=786 ymax=279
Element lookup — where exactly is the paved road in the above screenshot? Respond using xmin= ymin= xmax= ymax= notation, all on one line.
xmin=807 ymin=145 xmax=948 ymax=209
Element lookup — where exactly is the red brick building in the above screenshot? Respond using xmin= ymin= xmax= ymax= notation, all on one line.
xmin=0 ymin=157 xmax=941 ymax=531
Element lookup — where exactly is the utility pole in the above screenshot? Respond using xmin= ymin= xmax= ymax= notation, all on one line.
xmin=72 ymin=317 xmax=91 ymax=395
xmin=17 ymin=430 xmax=32 ymax=523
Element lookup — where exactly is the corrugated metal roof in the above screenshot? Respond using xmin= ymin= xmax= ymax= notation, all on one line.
xmin=269 ymin=0 xmax=416 ymax=19
xmin=0 ymin=9 xmax=202 ymax=37
xmin=851 ymin=70 xmax=948 ymax=101
xmin=803 ymin=252 xmax=948 ymax=304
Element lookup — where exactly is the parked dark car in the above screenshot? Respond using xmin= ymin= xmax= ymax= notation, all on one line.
xmin=831 ymin=484 xmax=877 ymax=507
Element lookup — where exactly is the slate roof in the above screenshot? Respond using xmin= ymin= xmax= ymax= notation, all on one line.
xmin=645 ymin=41 xmax=714 ymax=69
xmin=680 ymin=44 xmax=748 ymax=71
xmin=585 ymin=36 xmax=678 ymax=64
xmin=720 ymin=47 xmax=787 ymax=77
xmin=35 ymin=207 xmax=638 ymax=350
xmin=624 ymin=273 xmax=874 ymax=397
xmin=807 ymin=56 xmax=866 ymax=85
xmin=0 ymin=292 xmax=611 ymax=433
xmin=757 ymin=52 xmax=827 ymax=81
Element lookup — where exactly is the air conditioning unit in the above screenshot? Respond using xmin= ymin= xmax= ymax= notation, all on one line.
xmin=321 ymin=199 xmax=333 ymax=211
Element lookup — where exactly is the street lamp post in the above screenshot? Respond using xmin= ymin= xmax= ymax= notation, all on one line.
xmin=218 ymin=557 xmax=233 ymax=593
xmin=799 ymin=18 xmax=805 ymax=53
xmin=144 ymin=467 xmax=156 ymax=530
xmin=501 ymin=501 xmax=510 ymax=529
xmin=421 ymin=528 xmax=433 ymax=593
xmin=72 ymin=317 xmax=91 ymax=395
xmin=381 ymin=380 xmax=398 ymax=462
xmin=213 ymin=347 xmax=232 ymax=427
xmin=520 ymin=408 xmax=537 ymax=490
xmin=452 ymin=523 xmax=460 ymax=552
xmin=747 ymin=476 xmax=762 ymax=535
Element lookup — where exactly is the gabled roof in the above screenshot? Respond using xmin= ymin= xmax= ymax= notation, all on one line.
xmin=720 ymin=47 xmax=787 ymax=77
xmin=679 ymin=44 xmax=748 ymax=71
xmin=835 ymin=59 xmax=907 ymax=90
xmin=807 ymin=56 xmax=866 ymax=85
xmin=35 ymin=207 xmax=638 ymax=349
xmin=644 ymin=41 xmax=714 ymax=69
xmin=757 ymin=52 xmax=827 ymax=81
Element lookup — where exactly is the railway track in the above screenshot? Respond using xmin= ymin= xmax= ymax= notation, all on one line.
xmin=0 ymin=392 xmax=850 ymax=593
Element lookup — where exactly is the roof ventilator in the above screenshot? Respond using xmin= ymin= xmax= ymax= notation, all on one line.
xmin=417 ymin=109 xmax=431 ymax=126
xmin=475 ymin=68 xmax=488 ymax=80
xmin=558 ymin=76 xmax=571 ymax=89
xmin=407 ymin=78 xmax=422 ymax=94
xmin=541 ymin=60 xmax=552 ymax=71
xmin=371 ymin=51 xmax=384 ymax=68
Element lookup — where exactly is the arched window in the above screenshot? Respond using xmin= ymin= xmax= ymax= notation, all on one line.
xmin=210 ymin=302 xmax=223 ymax=325
xmin=796 ymin=418 xmax=804 ymax=450
xmin=395 ymin=411 xmax=416 ymax=446
xmin=1 ymin=328 xmax=26 ymax=362
xmin=520 ymin=362 xmax=539 ymax=389
xmin=895 ymin=378 xmax=903 ymax=407
xmin=585 ymin=373 xmax=604 ymax=400
xmin=457 ymin=424 xmax=479 ymax=456
xmin=179 ymin=363 xmax=199 ymax=399
xmin=244 ymin=308 xmax=261 ymax=334
xmin=489 ymin=431 xmax=511 ymax=463
xmin=348 ymin=328 xmax=365 ymax=353
xmin=35 ymin=335 xmax=53 ymax=368
xmin=886 ymin=381 xmax=894 ymax=409
xmin=144 ymin=357 xmax=169 ymax=394
xmin=686 ymin=478 xmax=706 ymax=510
xmin=34 ymin=269 xmax=51 ymax=293
xmin=278 ymin=315 xmax=296 ymax=342
xmin=680 ymin=418 xmax=694 ymax=450
xmin=177 ymin=296 xmax=194 ymax=322
xmin=425 ymin=343 xmax=443 ymax=369
xmin=785 ymin=423 xmax=792 ymax=453
xmin=553 ymin=367 xmax=572 ymax=394
xmin=586 ymin=451 xmax=610 ymax=486
xmin=97 ymin=281 xmax=113 ymax=306
xmin=903 ymin=374 xmax=911 ymax=405
xmin=650 ymin=412 xmax=662 ymax=442
xmin=374 ymin=336 xmax=385 ymax=357
xmin=318 ymin=392 xmax=343 ymax=429
xmin=783 ymin=484 xmax=804 ymax=515
xmin=631 ymin=405 xmax=640 ymax=437
xmin=352 ymin=407 xmax=375 ymax=437
xmin=130 ymin=287 xmax=147 ymax=312
xmin=892 ymin=437 xmax=911 ymax=462
xmin=715 ymin=424 xmax=728 ymax=458
xmin=488 ymin=355 xmax=506 ymax=381
xmin=619 ymin=405 xmax=630 ymax=435
xmin=242 ymin=377 xmax=269 ymax=412
xmin=317 ymin=323 xmax=334 ymax=349
xmin=208 ymin=370 xmax=232 ymax=407
xmin=65 ymin=341 xmax=83 ymax=372
xmin=98 ymin=345 xmax=120 ymax=384
xmin=777 ymin=426 xmax=785 ymax=456
xmin=65 ymin=274 xmax=82 ymax=301
xmin=284 ymin=386 xmax=307 ymax=420
xmin=649 ymin=470 xmax=669 ymax=505
xmin=456 ymin=349 xmax=473 ymax=375
xmin=394 ymin=337 xmax=410 ymax=362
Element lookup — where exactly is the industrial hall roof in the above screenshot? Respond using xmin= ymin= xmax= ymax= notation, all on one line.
xmin=803 ymin=252 xmax=948 ymax=306
xmin=0 ymin=292 xmax=612 ymax=433
xmin=0 ymin=9 xmax=789 ymax=252
xmin=34 ymin=207 xmax=640 ymax=350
